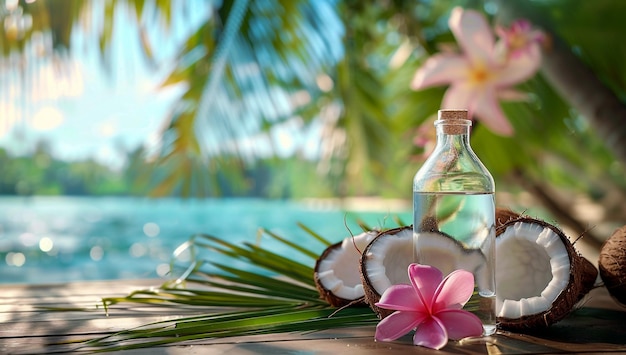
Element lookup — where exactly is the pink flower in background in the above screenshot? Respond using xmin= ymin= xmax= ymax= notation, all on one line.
xmin=411 ymin=7 xmax=544 ymax=136
xmin=374 ymin=264 xmax=483 ymax=350
xmin=496 ymin=19 xmax=545 ymax=59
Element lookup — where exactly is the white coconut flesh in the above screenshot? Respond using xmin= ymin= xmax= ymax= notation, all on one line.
xmin=496 ymin=222 xmax=571 ymax=319
xmin=363 ymin=228 xmax=414 ymax=294
xmin=363 ymin=228 xmax=486 ymax=295
xmin=316 ymin=231 xmax=378 ymax=300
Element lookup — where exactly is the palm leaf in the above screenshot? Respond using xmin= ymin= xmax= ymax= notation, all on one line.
xmin=149 ymin=0 xmax=344 ymax=196
xmin=296 ymin=222 xmax=334 ymax=246
xmin=259 ymin=228 xmax=321 ymax=259
xmin=80 ymin=307 xmax=376 ymax=352
xmin=67 ymin=223 xmax=384 ymax=352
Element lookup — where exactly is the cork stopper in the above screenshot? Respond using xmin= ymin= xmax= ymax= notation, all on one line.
xmin=436 ymin=109 xmax=471 ymax=135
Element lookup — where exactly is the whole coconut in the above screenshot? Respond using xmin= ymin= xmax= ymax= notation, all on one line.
xmin=599 ymin=225 xmax=626 ymax=307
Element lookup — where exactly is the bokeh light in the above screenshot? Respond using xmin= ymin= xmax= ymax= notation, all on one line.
xmin=90 ymin=246 xmax=104 ymax=261
xmin=156 ymin=263 xmax=170 ymax=277
xmin=6 ymin=252 xmax=26 ymax=267
xmin=19 ymin=232 xmax=37 ymax=247
xmin=129 ymin=242 xmax=147 ymax=258
xmin=39 ymin=236 xmax=53 ymax=252
xmin=143 ymin=222 xmax=160 ymax=237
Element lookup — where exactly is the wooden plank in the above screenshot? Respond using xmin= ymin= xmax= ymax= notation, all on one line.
xmin=1 ymin=280 xmax=626 ymax=354
xmin=0 ymin=279 xmax=206 ymax=342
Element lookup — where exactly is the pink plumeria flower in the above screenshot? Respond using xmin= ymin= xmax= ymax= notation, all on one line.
xmin=411 ymin=7 xmax=543 ymax=136
xmin=495 ymin=19 xmax=546 ymax=59
xmin=375 ymin=264 xmax=483 ymax=350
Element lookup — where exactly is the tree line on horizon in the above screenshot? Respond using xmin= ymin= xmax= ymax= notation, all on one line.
xmin=0 ymin=139 xmax=359 ymax=199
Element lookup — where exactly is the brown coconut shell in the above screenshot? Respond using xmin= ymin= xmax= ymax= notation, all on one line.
xmin=496 ymin=207 xmax=522 ymax=227
xmin=578 ymin=257 xmax=599 ymax=302
xmin=359 ymin=226 xmax=413 ymax=319
xmin=496 ymin=217 xmax=598 ymax=331
xmin=314 ymin=240 xmax=367 ymax=307
xmin=598 ymin=225 xmax=626 ymax=307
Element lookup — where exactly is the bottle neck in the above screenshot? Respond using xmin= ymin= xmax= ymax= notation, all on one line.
xmin=434 ymin=119 xmax=472 ymax=149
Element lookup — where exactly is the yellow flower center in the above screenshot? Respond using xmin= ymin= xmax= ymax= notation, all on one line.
xmin=469 ymin=65 xmax=491 ymax=85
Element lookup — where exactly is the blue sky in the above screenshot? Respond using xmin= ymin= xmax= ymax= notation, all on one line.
xmin=0 ymin=60 xmax=182 ymax=169
xmin=0 ymin=2 xmax=199 ymax=169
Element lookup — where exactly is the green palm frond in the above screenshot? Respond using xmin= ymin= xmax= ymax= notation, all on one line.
xmin=148 ymin=0 xmax=346 ymax=196
xmin=70 ymin=223 xmax=383 ymax=352
xmin=82 ymin=306 xmax=375 ymax=352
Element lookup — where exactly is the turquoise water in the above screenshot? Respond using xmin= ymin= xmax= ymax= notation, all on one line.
xmin=0 ymin=197 xmax=410 ymax=284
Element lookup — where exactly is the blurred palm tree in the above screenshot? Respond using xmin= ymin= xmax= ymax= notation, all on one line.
xmin=1 ymin=0 xmax=625 ymax=245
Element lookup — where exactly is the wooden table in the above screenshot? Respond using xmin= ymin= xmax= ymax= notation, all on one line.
xmin=2 ymin=279 xmax=626 ymax=354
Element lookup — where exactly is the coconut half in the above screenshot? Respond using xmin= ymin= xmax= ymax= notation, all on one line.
xmin=314 ymin=230 xmax=379 ymax=307
xmin=359 ymin=227 xmax=413 ymax=316
xmin=496 ymin=217 xmax=597 ymax=330
xmin=359 ymin=226 xmax=485 ymax=317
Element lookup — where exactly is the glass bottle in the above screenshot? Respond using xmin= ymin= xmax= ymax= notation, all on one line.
xmin=413 ymin=109 xmax=496 ymax=336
